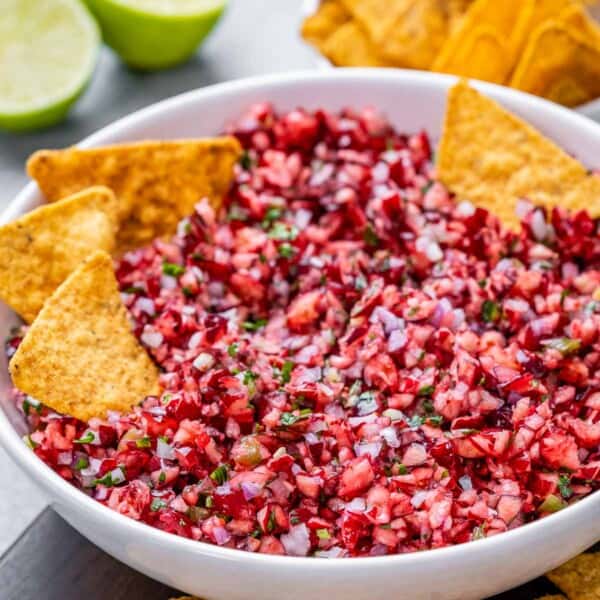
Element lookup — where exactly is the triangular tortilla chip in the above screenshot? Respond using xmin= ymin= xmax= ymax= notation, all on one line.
xmin=27 ymin=137 xmax=242 ymax=253
xmin=434 ymin=24 xmax=512 ymax=83
xmin=547 ymin=552 xmax=600 ymax=600
xmin=301 ymin=0 xmax=351 ymax=49
xmin=322 ymin=20 xmax=391 ymax=66
xmin=9 ymin=251 xmax=159 ymax=421
xmin=0 ymin=187 xmax=118 ymax=323
xmin=510 ymin=19 xmax=600 ymax=107
xmin=433 ymin=0 xmax=535 ymax=80
xmin=437 ymin=81 xmax=600 ymax=229
xmin=340 ymin=0 xmax=448 ymax=69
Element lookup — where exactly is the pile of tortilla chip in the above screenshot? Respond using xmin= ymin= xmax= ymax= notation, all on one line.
xmin=1 ymin=136 xmax=240 ymax=421
xmin=302 ymin=0 xmax=600 ymax=107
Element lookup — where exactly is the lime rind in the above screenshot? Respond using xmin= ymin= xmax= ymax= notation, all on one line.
xmin=84 ymin=0 xmax=227 ymax=70
xmin=0 ymin=0 xmax=100 ymax=132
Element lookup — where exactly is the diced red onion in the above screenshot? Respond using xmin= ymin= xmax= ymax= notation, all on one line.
xmin=157 ymin=438 xmax=176 ymax=460
xmin=281 ymin=523 xmax=311 ymax=557
xmin=411 ymin=490 xmax=428 ymax=508
xmin=141 ymin=329 xmax=163 ymax=349
xmin=241 ymin=481 xmax=261 ymax=501
xmin=213 ymin=526 xmax=232 ymax=546
xmin=193 ymin=352 xmax=215 ymax=371
xmin=354 ymin=441 xmax=383 ymax=459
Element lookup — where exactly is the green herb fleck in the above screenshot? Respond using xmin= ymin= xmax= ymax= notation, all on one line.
xmin=280 ymin=409 xmax=312 ymax=427
xmin=227 ymin=343 xmax=239 ymax=358
xmin=74 ymin=457 xmax=88 ymax=470
xmin=151 ymin=498 xmax=167 ymax=512
xmin=240 ymin=149 xmax=253 ymax=170
xmin=558 ymin=474 xmax=573 ymax=499
xmin=162 ymin=261 xmax=185 ymax=277
xmin=278 ymin=243 xmax=295 ymax=258
xmin=363 ymin=224 xmax=379 ymax=247
xmin=407 ymin=414 xmax=424 ymax=428
xmin=482 ymin=300 xmax=501 ymax=323
xmin=280 ymin=360 xmax=294 ymax=384
xmin=74 ymin=431 xmax=95 ymax=444
xmin=22 ymin=397 xmax=41 ymax=416
xmin=418 ymin=384 xmax=435 ymax=397
xmin=268 ymin=221 xmax=298 ymax=241
xmin=266 ymin=509 xmax=277 ymax=533
xmin=136 ymin=436 xmax=152 ymax=449
xmin=210 ymin=465 xmax=228 ymax=485
xmin=541 ymin=337 xmax=581 ymax=357
xmin=242 ymin=318 xmax=268 ymax=331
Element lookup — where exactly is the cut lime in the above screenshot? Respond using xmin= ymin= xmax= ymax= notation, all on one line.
xmin=0 ymin=0 xmax=100 ymax=132
xmin=84 ymin=0 xmax=227 ymax=71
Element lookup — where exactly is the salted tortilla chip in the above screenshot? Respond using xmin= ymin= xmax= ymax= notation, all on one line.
xmin=9 ymin=251 xmax=160 ymax=421
xmin=340 ymin=0 xmax=448 ymax=69
xmin=433 ymin=0 xmax=535 ymax=80
xmin=437 ymin=81 xmax=600 ymax=229
xmin=321 ymin=20 xmax=391 ymax=66
xmin=27 ymin=137 xmax=241 ymax=253
xmin=301 ymin=0 xmax=351 ymax=49
xmin=547 ymin=553 xmax=600 ymax=600
xmin=510 ymin=21 xmax=600 ymax=107
xmin=0 ymin=187 xmax=118 ymax=323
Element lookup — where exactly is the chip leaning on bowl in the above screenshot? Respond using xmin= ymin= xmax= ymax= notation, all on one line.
xmin=1 ymin=136 xmax=241 ymax=421
xmin=302 ymin=0 xmax=600 ymax=107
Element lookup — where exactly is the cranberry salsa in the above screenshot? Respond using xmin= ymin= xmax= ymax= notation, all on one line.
xmin=11 ymin=104 xmax=600 ymax=558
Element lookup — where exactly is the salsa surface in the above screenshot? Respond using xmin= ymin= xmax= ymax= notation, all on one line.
xmin=11 ymin=104 xmax=600 ymax=557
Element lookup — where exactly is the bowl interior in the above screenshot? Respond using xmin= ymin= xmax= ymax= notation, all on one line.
xmin=2 ymin=70 xmax=600 ymax=585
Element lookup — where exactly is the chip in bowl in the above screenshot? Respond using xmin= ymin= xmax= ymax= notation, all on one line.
xmin=438 ymin=80 xmax=600 ymax=229
xmin=9 ymin=250 xmax=159 ymax=421
xmin=0 ymin=186 xmax=117 ymax=323
xmin=27 ymin=138 xmax=241 ymax=253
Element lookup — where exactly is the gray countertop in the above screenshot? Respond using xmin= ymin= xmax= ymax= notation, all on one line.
xmin=0 ymin=0 xmax=314 ymax=555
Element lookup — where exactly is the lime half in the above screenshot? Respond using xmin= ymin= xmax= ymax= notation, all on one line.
xmin=0 ymin=0 xmax=100 ymax=132
xmin=84 ymin=0 xmax=227 ymax=70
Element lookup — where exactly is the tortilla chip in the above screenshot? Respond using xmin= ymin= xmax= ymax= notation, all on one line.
xmin=433 ymin=25 xmax=512 ymax=83
xmin=0 ymin=187 xmax=118 ymax=324
xmin=9 ymin=251 xmax=159 ymax=421
xmin=301 ymin=0 xmax=351 ymax=49
xmin=534 ymin=596 xmax=566 ymax=600
xmin=340 ymin=0 xmax=448 ymax=69
xmin=558 ymin=2 xmax=600 ymax=42
xmin=27 ymin=137 xmax=241 ymax=253
xmin=547 ymin=553 xmax=600 ymax=600
xmin=321 ymin=20 xmax=391 ymax=66
xmin=437 ymin=81 xmax=600 ymax=229
xmin=509 ymin=21 xmax=600 ymax=107
xmin=433 ymin=0 xmax=535 ymax=80
xmin=448 ymin=0 xmax=476 ymax=31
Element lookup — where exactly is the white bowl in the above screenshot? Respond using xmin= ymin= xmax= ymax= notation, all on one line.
xmin=2 ymin=70 xmax=600 ymax=600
